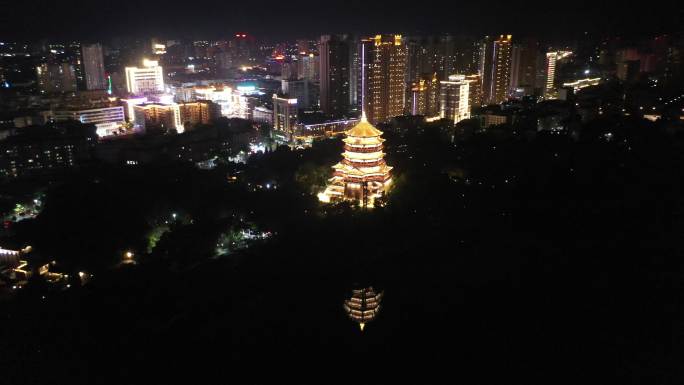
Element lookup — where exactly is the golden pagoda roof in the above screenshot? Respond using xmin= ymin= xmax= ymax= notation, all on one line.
xmin=332 ymin=162 xmax=393 ymax=176
xmin=342 ymin=151 xmax=385 ymax=160
xmin=346 ymin=113 xmax=383 ymax=138
xmin=343 ymin=136 xmax=385 ymax=145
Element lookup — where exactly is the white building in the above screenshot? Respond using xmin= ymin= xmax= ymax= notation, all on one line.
xmin=191 ymin=86 xmax=252 ymax=119
xmin=440 ymin=75 xmax=471 ymax=124
xmin=51 ymin=106 xmax=126 ymax=137
xmin=252 ymin=106 xmax=273 ymax=124
xmin=273 ymin=94 xmax=298 ymax=141
xmin=125 ymin=59 xmax=165 ymax=95
xmin=82 ymin=43 xmax=107 ymax=91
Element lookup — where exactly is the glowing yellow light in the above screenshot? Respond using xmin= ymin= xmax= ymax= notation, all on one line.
xmin=142 ymin=59 xmax=158 ymax=68
xmin=317 ymin=192 xmax=331 ymax=203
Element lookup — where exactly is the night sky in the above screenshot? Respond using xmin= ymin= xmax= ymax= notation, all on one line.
xmin=1 ymin=0 xmax=682 ymax=40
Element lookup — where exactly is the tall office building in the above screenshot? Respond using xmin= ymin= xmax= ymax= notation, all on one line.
xmin=362 ymin=35 xmax=407 ymax=125
xmin=406 ymin=35 xmax=458 ymax=83
xmin=349 ymin=41 xmax=361 ymax=108
xmin=297 ymin=53 xmax=319 ymax=82
xmin=64 ymin=42 xmax=86 ymax=90
xmin=440 ymin=75 xmax=471 ymax=124
xmin=405 ymin=37 xmax=427 ymax=108
xmin=516 ymin=39 xmax=541 ymax=93
xmin=510 ymin=44 xmax=522 ymax=91
xmin=544 ymin=51 xmax=572 ymax=99
xmin=272 ymin=94 xmax=298 ymax=141
xmin=410 ymin=73 xmax=440 ymax=117
xmin=36 ymin=63 xmax=77 ymax=94
xmin=81 ymin=44 xmax=107 ymax=90
xmin=230 ymin=33 xmax=254 ymax=67
xmin=125 ymin=59 xmax=164 ymax=95
xmin=319 ymin=35 xmax=351 ymax=116
xmin=465 ymin=74 xmax=483 ymax=108
xmin=479 ymin=35 xmax=513 ymax=104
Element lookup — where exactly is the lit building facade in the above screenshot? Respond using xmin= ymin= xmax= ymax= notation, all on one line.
xmin=440 ymin=75 xmax=471 ymax=124
xmin=318 ymin=113 xmax=392 ymax=208
xmin=81 ymin=43 xmax=107 ymax=90
xmin=190 ymin=86 xmax=252 ymax=119
xmin=410 ymin=73 xmax=440 ymax=118
xmin=465 ymin=74 xmax=482 ymax=108
xmin=252 ymin=106 xmax=273 ymax=124
xmin=544 ymin=51 xmax=572 ymax=99
xmin=52 ymin=106 xmax=126 ymax=137
xmin=362 ymin=35 xmax=407 ymax=125
xmin=562 ymin=77 xmax=601 ymax=92
xmin=133 ymin=103 xmax=182 ymax=133
xmin=178 ymin=100 xmax=221 ymax=129
xmin=294 ymin=118 xmax=359 ymax=139
xmin=480 ymin=35 xmax=513 ymax=104
xmin=272 ymin=94 xmax=298 ymax=142
xmin=125 ymin=59 xmax=165 ymax=95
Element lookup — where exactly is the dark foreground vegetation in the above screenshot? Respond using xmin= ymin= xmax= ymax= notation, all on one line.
xmin=3 ymin=114 xmax=684 ymax=384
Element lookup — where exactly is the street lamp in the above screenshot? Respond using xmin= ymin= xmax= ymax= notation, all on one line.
xmin=123 ymin=251 xmax=135 ymax=264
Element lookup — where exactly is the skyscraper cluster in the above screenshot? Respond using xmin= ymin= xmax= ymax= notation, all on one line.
xmin=0 ymin=29 xmax=681 ymax=150
xmin=313 ymin=33 xmax=541 ymax=127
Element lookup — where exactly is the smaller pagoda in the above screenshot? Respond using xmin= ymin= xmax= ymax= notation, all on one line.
xmin=343 ymin=287 xmax=384 ymax=331
xmin=318 ymin=113 xmax=393 ymax=208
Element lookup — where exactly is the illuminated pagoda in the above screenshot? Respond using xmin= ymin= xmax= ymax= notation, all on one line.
xmin=318 ymin=112 xmax=393 ymax=208
xmin=344 ymin=287 xmax=383 ymax=331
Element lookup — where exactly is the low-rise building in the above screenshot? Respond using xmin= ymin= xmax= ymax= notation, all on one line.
xmin=0 ymin=123 xmax=97 ymax=179
xmin=178 ymin=100 xmax=221 ymax=130
xmin=51 ymin=106 xmax=126 ymax=137
xmin=133 ymin=103 xmax=182 ymax=133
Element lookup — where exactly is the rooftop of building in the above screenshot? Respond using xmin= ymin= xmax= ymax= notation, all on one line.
xmin=0 ymin=121 xmax=97 ymax=144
